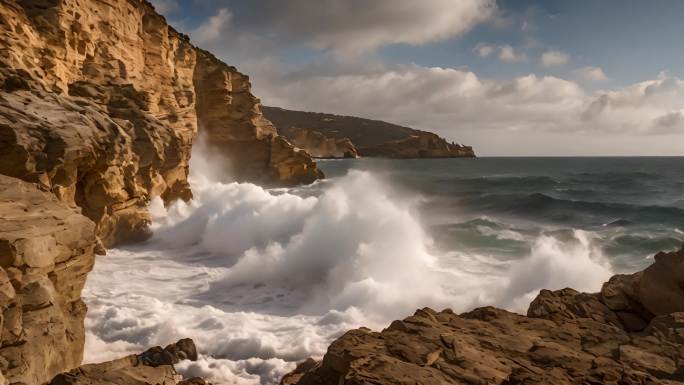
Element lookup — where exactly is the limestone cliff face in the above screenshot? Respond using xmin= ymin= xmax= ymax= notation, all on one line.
xmin=284 ymin=246 xmax=684 ymax=385
xmin=283 ymin=127 xmax=358 ymax=159
xmin=0 ymin=175 xmax=98 ymax=385
xmin=0 ymin=0 xmax=322 ymax=247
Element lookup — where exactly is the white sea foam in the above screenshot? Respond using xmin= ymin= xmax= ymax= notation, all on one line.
xmin=82 ymin=147 xmax=614 ymax=384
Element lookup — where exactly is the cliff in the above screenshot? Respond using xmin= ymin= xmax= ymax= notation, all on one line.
xmin=283 ymin=127 xmax=358 ymax=158
xmin=283 ymin=246 xmax=684 ymax=385
xmin=0 ymin=0 xmax=323 ymax=382
xmin=0 ymin=0 xmax=322 ymax=247
xmin=0 ymin=175 xmax=98 ymax=384
xmin=263 ymin=106 xmax=475 ymax=159
xmin=49 ymin=338 xmax=205 ymax=385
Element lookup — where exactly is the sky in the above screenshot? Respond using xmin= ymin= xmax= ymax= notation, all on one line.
xmin=152 ymin=0 xmax=684 ymax=156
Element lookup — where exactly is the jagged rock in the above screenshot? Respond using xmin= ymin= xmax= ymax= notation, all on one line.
xmin=0 ymin=175 xmax=97 ymax=385
xmin=0 ymin=0 xmax=322 ymax=247
xmin=263 ymin=106 xmax=476 ymax=158
xmin=49 ymin=339 xmax=206 ymax=385
xmin=283 ymin=246 xmax=684 ymax=385
xmin=178 ymin=378 xmax=212 ymax=385
xmin=279 ymin=127 xmax=358 ymax=158
xmin=361 ymin=132 xmax=476 ymax=158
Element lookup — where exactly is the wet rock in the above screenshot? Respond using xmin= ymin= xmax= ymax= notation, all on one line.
xmin=49 ymin=339 xmax=202 ymax=385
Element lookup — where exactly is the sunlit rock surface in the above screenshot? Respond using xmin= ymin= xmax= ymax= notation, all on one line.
xmin=0 ymin=0 xmax=322 ymax=247
xmin=263 ymin=106 xmax=475 ymax=159
xmin=0 ymin=175 xmax=98 ymax=384
xmin=283 ymin=246 xmax=684 ymax=385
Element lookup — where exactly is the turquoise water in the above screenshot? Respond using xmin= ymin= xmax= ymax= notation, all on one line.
xmin=317 ymin=157 xmax=684 ymax=272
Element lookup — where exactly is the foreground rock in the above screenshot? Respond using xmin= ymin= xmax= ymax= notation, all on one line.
xmin=0 ymin=175 xmax=98 ymax=384
xmin=263 ymin=106 xmax=475 ymax=158
xmin=0 ymin=0 xmax=322 ymax=247
xmin=283 ymin=246 xmax=684 ymax=385
xmin=49 ymin=338 xmax=209 ymax=385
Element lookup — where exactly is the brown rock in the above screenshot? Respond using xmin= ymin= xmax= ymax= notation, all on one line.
xmin=283 ymin=247 xmax=684 ymax=385
xmin=639 ymin=247 xmax=684 ymax=316
xmin=263 ymin=106 xmax=476 ymax=159
xmin=49 ymin=339 xmax=204 ymax=385
xmin=0 ymin=175 xmax=97 ymax=385
xmin=0 ymin=0 xmax=322 ymax=247
xmin=280 ymin=127 xmax=358 ymax=159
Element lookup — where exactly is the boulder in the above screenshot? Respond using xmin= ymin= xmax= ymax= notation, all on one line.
xmin=49 ymin=339 xmax=208 ymax=385
xmin=283 ymin=246 xmax=684 ymax=385
xmin=0 ymin=0 xmax=323 ymax=247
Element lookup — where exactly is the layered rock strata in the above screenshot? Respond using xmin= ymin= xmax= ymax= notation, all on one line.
xmin=0 ymin=175 xmax=98 ymax=385
xmin=0 ymin=0 xmax=322 ymax=247
xmin=283 ymin=127 xmax=358 ymax=158
xmin=283 ymin=246 xmax=684 ymax=385
xmin=49 ymin=338 xmax=209 ymax=385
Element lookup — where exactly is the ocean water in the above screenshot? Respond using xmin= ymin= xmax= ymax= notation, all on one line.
xmin=83 ymin=156 xmax=684 ymax=384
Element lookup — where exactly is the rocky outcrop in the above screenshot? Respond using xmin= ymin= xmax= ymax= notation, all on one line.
xmin=193 ymin=50 xmax=323 ymax=185
xmin=283 ymin=246 xmax=684 ymax=385
xmin=0 ymin=0 xmax=322 ymax=247
xmin=263 ymin=106 xmax=475 ymax=159
xmin=49 ymin=338 xmax=209 ymax=385
xmin=360 ymin=131 xmax=475 ymax=158
xmin=283 ymin=127 xmax=358 ymax=158
xmin=0 ymin=175 xmax=98 ymax=385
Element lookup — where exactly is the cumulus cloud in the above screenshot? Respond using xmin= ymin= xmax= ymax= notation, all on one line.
xmin=192 ymin=0 xmax=495 ymax=55
xmin=541 ymin=50 xmax=571 ymax=67
xmin=251 ymin=62 xmax=684 ymax=139
xmin=192 ymin=8 xmax=232 ymax=45
xmin=575 ymin=66 xmax=608 ymax=81
xmin=499 ymin=45 xmax=528 ymax=63
xmin=182 ymin=1 xmax=684 ymax=154
xmin=474 ymin=43 xmax=495 ymax=57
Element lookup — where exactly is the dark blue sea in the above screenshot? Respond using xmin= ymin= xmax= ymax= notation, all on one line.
xmin=318 ymin=157 xmax=684 ymax=272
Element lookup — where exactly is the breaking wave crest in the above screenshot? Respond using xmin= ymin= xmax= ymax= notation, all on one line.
xmin=83 ymin=152 xmax=615 ymax=384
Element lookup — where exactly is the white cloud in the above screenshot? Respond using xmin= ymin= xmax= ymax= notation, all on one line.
xmin=474 ymin=43 xmax=495 ymax=57
xmin=575 ymin=66 xmax=608 ymax=81
xmin=499 ymin=45 xmax=528 ymax=63
xmin=251 ymin=63 xmax=684 ymax=140
xmin=540 ymin=50 xmax=570 ymax=67
xmin=183 ymin=2 xmax=684 ymax=155
xmin=192 ymin=0 xmax=495 ymax=55
xmin=149 ymin=0 xmax=178 ymax=15
xmin=192 ymin=8 xmax=232 ymax=45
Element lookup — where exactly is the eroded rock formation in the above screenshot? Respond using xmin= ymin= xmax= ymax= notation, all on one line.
xmin=283 ymin=246 xmax=684 ymax=385
xmin=0 ymin=175 xmax=98 ymax=385
xmin=284 ymin=127 xmax=358 ymax=158
xmin=0 ymin=0 xmax=322 ymax=247
xmin=263 ymin=106 xmax=475 ymax=159
xmin=49 ymin=338 xmax=209 ymax=385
